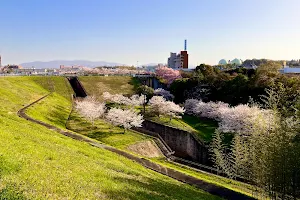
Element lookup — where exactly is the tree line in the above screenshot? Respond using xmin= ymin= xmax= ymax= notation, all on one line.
xmin=163 ymin=62 xmax=300 ymax=199
xmin=169 ymin=62 xmax=300 ymax=118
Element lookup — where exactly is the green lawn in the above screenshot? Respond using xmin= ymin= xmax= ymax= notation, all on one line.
xmin=149 ymin=115 xmax=218 ymax=142
xmin=66 ymin=105 xmax=256 ymax=199
xmin=26 ymin=92 xmax=72 ymax=129
xmin=66 ymin=110 xmax=151 ymax=150
xmin=78 ymin=76 xmax=217 ymax=142
xmin=79 ymin=76 xmax=140 ymax=101
xmin=0 ymin=76 xmax=220 ymax=199
xmin=151 ymin=158 xmax=257 ymax=198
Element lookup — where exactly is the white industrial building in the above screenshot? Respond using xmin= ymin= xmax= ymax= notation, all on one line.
xmin=218 ymin=58 xmax=243 ymax=66
xmin=279 ymin=66 xmax=300 ymax=74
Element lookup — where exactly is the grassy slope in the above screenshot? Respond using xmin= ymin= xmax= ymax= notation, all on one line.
xmin=66 ymin=111 xmax=151 ymax=150
xmin=149 ymin=115 xmax=218 ymax=142
xmin=151 ymin=158 xmax=256 ymax=198
xmin=26 ymin=93 xmax=71 ymax=129
xmin=75 ymin=76 xmax=254 ymax=197
xmin=79 ymin=76 xmax=139 ymax=101
xmin=69 ymin=76 xmax=254 ymax=198
xmin=79 ymin=76 xmax=217 ymax=141
xmin=0 ymin=76 xmax=220 ymax=199
xmin=75 ymin=76 xmax=153 ymax=150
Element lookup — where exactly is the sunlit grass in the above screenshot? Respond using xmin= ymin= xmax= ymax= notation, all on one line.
xmin=26 ymin=92 xmax=72 ymax=129
xmin=0 ymin=76 xmax=220 ymax=199
xmin=151 ymin=157 xmax=257 ymax=198
xmin=149 ymin=115 xmax=218 ymax=142
xmin=66 ymin=110 xmax=150 ymax=149
xmin=79 ymin=76 xmax=139 ymax=101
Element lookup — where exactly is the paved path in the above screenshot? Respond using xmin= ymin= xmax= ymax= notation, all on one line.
xmin=17 ymin=94 xmax=255 ymax=200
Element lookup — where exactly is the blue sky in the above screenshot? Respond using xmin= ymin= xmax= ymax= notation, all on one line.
xmin=1 ymin=0 xmax=300 ymax=66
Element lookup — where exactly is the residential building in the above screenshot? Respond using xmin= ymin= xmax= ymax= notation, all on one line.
xmin=167 ymin=40 xmax=189 ymax=69
xmin=167 ymin=51 xmax=188 ymax=69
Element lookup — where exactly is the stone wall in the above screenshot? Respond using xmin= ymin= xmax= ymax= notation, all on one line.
xmin=139 ymin=120 xmax=211 ymax=165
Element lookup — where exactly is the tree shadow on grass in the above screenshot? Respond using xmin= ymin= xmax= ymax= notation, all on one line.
xmin=43 ymin=105 xmax=69 ymax=128
xmin=0 ymin=184 xmax=27 ymax=200
xmin=0 ymin=157 xmax=26 ymax=200
xmin=103 ymin=175 xmax=221 ymax=200
xmin=0 ymin=156 xmax=21 ymax=178
xmin=181 ymin=115 xmax=218 ymax=142
xmin=67 ymin=112 xmax=125 ymax=141
xmin=86 ymin=129 xmax=124 ymax=141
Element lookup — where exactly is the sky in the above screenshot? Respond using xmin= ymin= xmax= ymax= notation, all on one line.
xmin=1 ymin=0 xmax=300 ymax=66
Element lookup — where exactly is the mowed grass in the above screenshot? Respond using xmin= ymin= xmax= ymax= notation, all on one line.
xmin=79 ymin=76 xmax=217 ymax=141
xmin=149 ymin=115 xmax=218 ymax=142
xmin=151 ymin=158 xmax=257 ymax=198
xmin=0 ymin=76 xmax=221 ymax=199
xmin=67 ymin=111 xmax=151 ymax=149
xmin=26 ymin=93 xmax=72 ymax=129
xmin=79 ymin=76 xmax=140 ymax=101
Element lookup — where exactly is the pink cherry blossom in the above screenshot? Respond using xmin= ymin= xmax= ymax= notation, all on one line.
xmin=155 ymin=66 xmax=182 ymax=85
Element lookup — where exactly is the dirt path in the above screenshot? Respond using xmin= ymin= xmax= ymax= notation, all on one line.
xmin=17 ymin=94 xmax=255 ymax=200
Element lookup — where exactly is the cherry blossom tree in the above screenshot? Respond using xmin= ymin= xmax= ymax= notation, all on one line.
xmin=148 ymin=96 xmax=166 ymax=116
xmin=218 ymin=104 xmax=277 ymax=134
xmin=102 ymin=92 xmax=112 ymax=102
xmin=105 ymin=108 xmax=144 ymax=133
xmin=210 ymin=89 xmax=300 ymax=199
xmin=184 ymin=99 xmax=276 ymax=134
xmin=154 ymin=88 xmax=174 ymax=100
xmin=184 ymin=99 xmax=229 ymax=120
xmin=75 ymin=96 xmax=106 ymax=126
xmin=149 ymin=96 xmax=185 ymax=120
xmin=102 ymin=92 xmax=145 ymax=106
xmin=82 ymin=67 xmax=152 ymax=75
xmin=129 ymin=94 xmax=145 ymax=106
xmin=155 ymin=66 xmax=182 ymax=85
xmin=165 ymin=101 xmax=185 ymax=121
xmin=184 ymin=99 xmax=200 ymax=115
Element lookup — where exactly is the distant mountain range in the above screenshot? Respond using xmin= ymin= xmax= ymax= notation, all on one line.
xmin=19 ymin=60 xmax=125 ymax=69
xmin=138 ymin=63 xmax=161 ymax=67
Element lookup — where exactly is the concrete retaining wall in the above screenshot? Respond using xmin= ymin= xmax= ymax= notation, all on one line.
xmin=138 ymin=120 xmax=211 ymax=165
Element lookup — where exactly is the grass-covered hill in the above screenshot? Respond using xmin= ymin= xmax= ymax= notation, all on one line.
xmin=79 ymin=76 xmax=218 ymax=142
xmin=0 ymin=76 xmax=220 ymax=199
xmin=79 ymin=76 xmax=140 ymax=100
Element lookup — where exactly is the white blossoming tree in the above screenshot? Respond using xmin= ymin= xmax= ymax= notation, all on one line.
xmin=149 ymin=96 xmax=185 ymax=120
xmin=184 ymin=99 xmax=229 ymax=121
xmin=184 ymin=99 xmax=276 ymax=135
xmin=75 ymin=96 xmax=106 ymax=126
xmin=102 ymin=92 xmax=145 ymax=107
xmin=105 ymin=108 xmax=144 ymax=133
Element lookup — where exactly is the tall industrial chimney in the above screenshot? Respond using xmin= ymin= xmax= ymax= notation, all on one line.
xmin=184 ymin=39 xmax=187 ymax=51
